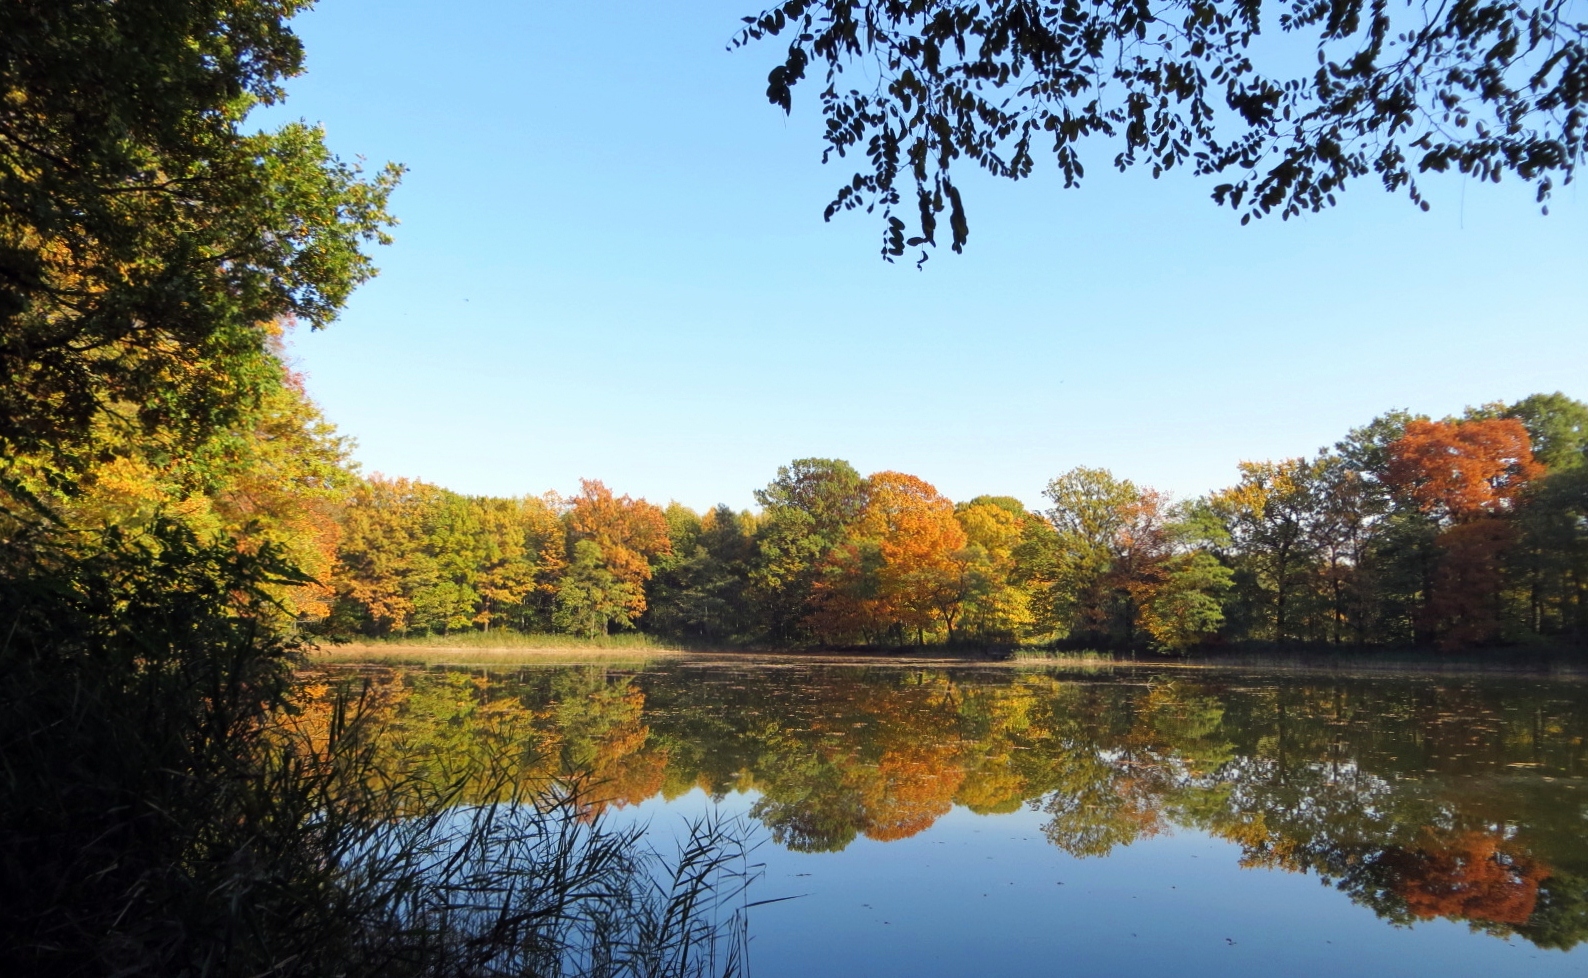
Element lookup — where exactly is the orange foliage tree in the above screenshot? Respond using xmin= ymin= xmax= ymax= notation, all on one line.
xmin=1388 ymin=419 xmax=1542 ymax=520
xmin=808 ymin=472 xmax=967 ymax=643
xmin=1387 ymin=419 xmax=1543 ymax=646
xmin=566 ymin=479 xmax=672 ymax=617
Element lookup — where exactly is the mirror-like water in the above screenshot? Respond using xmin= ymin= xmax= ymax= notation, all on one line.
xmin=308 ymin=661 xmax=1588 ymax=976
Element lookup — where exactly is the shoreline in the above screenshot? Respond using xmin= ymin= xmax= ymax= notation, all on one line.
xmin=308 ymin=643 xmax=1588 ymax=679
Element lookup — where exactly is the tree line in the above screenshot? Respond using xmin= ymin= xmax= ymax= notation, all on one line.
xmin=315 ymin=392 xmax=1588 ymax=652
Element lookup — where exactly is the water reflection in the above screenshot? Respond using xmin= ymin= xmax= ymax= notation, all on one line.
xmin=300 ymin=663 xmax=1588 ymax=951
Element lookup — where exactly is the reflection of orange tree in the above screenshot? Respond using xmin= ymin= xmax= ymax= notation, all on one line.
xmin=954 ymin=676 xmax=1059 ymax=814
xmin=862 ymin=745 xmax=967 ymax=841
xmin=738 ymin=673 xmax=1219 ymax=850
xmin=285 ymin=668 xmax=547 ymax=806
xmin=742 ymin=671 xmax=1582 ymax=948
xmin=857 ymin=673 xmax=966 ymax=841
xmin=747 ymin=670 xmax=969 ymax=849
xmin=506 ymin=667 xmax=668 ymax=816
xmin=1376 ymin=830 xmax=1546 ymax=927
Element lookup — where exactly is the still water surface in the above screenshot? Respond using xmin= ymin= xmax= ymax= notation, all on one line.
xmin=326 ymin=660 xmax=1588 ymax=976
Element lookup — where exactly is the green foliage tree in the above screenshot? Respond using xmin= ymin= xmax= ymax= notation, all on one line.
xmin=1042 ymin=467 xmax=1140 ymax=641
xmin=749 ymin=458 xmax=867 ymax=641
xmin=1504 ymin=392 xmax=1588 ymax=471
xmin=554 ymin=540 xmax=643 ymax=638
xmin=0 ymin=4 xmax=405 ymax=968
xmin=1208 ymin=458 xmax=1325 ymax=643
xmin=0 ymin=0 xmax=399 ymax=472
xmin=648 ymin=504 xmax=757 ymax=643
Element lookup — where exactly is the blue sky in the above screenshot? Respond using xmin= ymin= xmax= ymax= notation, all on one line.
xmin=259 ymin=0 xmax=1588 ymax=513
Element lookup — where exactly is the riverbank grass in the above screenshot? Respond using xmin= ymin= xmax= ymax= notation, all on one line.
xmin=311 ymin=630 xmax=682 ymax=667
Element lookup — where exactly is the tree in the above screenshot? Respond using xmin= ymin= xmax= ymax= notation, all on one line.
xmin=553 ymin=540 xmax=642 ymax=637
xmin=1042 ymin=467 xmax=1200 ymax=646
xmin=51 ymin=352 xmax=355 ymax=622
xmin=1513 ymin=466 xmax=1588 ymax=641
xmin=1386 ymin=418 xmax=1543 ymax=646
xmin=326 ymin=481 xmax=563 ymax=637
xmin=1042 ymin=467 xmax=1140 ymax=641
xmin=0 ymin=0 xmax=399 ymax=469
xmin=750 ymin=458 xmax=867 ymax=640
xmin=735 ymin=0 xmax=1582 ymax=259
xmin=648 ymin=503 xmax=757 ymax=643
xmin=471 ymin=495 xmax=562 ymax=632
xmin=329 ymin=476 xmax=436 ymax=634
xmin=1208 ymin=458 xmax=1323 ymax=643
xmin=951 ymin=496 xmax=1039 ymax=641
xmin=862 ymin=471 xmax=967 ymax=642
xmin=804 ymin=470 xmax=967 ymax=643
xmin=1308 ymin=453 xmax=1384 ymax=643
xmin=566 ymin=479 xmax=672 ymax=618
xmin=1503 ymin=393 xmax=1588 ymax=472
xmin=1137 ymin=505 xmax=1234 ymax=651
xmin=1388 ymin=419 xmax=1543 ymax=520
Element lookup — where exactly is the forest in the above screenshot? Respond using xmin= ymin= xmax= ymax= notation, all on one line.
xmin=291 ymin=393 xmax=1588 ymax=653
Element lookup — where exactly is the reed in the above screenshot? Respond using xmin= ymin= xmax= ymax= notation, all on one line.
xmin=0 ymin=520 xmax=752 ymax=977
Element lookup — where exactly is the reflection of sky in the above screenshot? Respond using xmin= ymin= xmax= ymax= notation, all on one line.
xmin=610 ymin=789 xmax=1581 ymax=978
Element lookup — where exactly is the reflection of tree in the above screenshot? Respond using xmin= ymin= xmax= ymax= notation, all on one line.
xmin=745 ymin=671 xmax=968 ymax=849
xmin=1374 ymin=830 xmax=1544 ymax=927
xmin=292 ymin=666 xmax=665 ymax=814
xmin=304 ymin=665 xmax=1588 ymax=950
xmin=748 ymin=743 xmax=869 ymax=852
xmin=1039 ymin=753 xmax=1169 ymax=857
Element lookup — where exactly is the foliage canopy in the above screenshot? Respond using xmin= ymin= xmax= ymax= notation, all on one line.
xmin=735 ymin=0 xmax=1586 ymax=259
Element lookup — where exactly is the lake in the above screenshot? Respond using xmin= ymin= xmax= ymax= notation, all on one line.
xmin=315 ymin=658 xmax=1588 ymax=976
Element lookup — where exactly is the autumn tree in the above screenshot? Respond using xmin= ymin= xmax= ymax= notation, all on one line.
xmin=0 ymin=5 xmax=404 ymax=971
xmin=862 ymin=471 xmax=967 ymax=643
xmin=326 ymin=479 xmax=563 ymax=637
xmin=1388 ymin=419 xmax=1542 ymax=520
xmin=1462 ymin=393 xmax=1588 ymax=474
xmin=54 ymin=354 xmax=355 ymax=622
xmin=1387 ymin=418 xmax=1543 ymax=646
xmin=329 ymin=476 xmax=443 ymax=634
xmin=470 ymin=496 xmax=564 ymax=632
xmin=565 ymin=479 xmax=672 ymax=621
xmin=950 ymin=496 xmax=1040 ymax=641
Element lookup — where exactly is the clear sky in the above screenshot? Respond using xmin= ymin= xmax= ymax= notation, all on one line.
xmin=257 ymin=0 xmax=1588 ymax=513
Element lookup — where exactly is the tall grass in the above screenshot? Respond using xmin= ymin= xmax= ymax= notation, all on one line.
xmin=1008 ymin=648 xmax=1116 ymax=663
xmin=0 ymin=521 xmax=753 ymax=977
xmin=334 ymin=631 xmax=678 ymax=650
